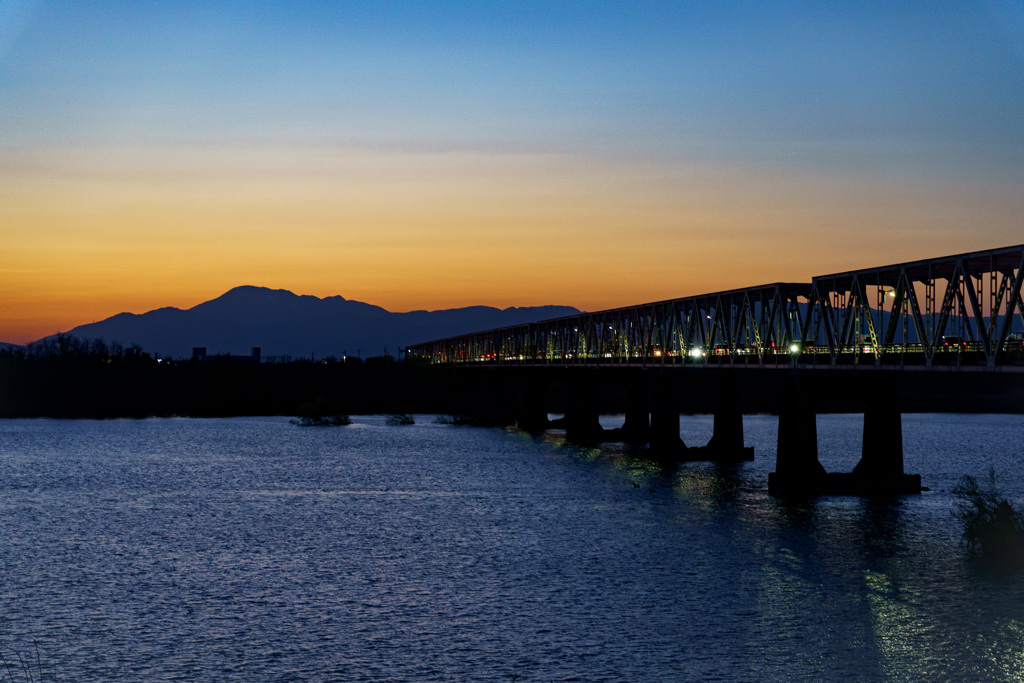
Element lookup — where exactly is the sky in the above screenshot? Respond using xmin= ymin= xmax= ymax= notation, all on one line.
xmin=1 ymin=0 xmax=1023 ymax=344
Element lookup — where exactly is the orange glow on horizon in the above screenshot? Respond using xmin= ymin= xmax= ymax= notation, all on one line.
xmin=3 ymin=144 xmax=1022 ymax=345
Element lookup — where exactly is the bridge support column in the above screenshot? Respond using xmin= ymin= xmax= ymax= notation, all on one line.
xmin=463 ymin=369 xmax=517 ymax=427
xmin=770 ymin=375 xmax=922 ymax=496
xmin=565 ymin=370 xmax=604 ymax=444
xmin=701 ymin=375 xmax=754 ymax=461
xmin=515 ymin=371 xmax=549 ymax=433
xmin=649 ymin=374 xmax=686 ymax=456
xmin=849 ymin=381 xmax=921 ymax=495
xmin=769 ymin=376 xmax=827 ymax=495
xmin=619 ymin=371 xmax=650 ymax=445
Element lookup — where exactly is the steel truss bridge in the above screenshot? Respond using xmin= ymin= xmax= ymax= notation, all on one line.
xmin=407 ymin=244 xmax=1024 ymax=370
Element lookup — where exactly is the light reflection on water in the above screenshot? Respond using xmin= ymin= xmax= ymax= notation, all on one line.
xmin=0 ymin=414 xmax=1023 ymax=681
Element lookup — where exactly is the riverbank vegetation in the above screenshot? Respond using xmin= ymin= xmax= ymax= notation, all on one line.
xmin=953 ymin=468 xmax=1024 ymax=563
xmin=0 ymin=334 xmax=449 ymax=419
xmin=290 ymin=398 xmax=351 ymax=426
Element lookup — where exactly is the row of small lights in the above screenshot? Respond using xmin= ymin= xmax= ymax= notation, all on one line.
xmin=462 ymin=339 xmax=1014 ymax=361
xmin=467 ymin=344 xmax=806 ymax=361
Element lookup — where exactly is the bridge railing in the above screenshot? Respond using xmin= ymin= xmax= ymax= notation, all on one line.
xmin=405 ymin=244 xmax=1024 ymax=369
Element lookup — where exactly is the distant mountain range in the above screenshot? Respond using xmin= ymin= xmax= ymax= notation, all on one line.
xmin=34 ymin=286 xmax=581 ymax=360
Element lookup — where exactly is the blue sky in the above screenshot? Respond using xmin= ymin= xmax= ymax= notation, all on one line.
xmin=6 ymin=1 xmax=1022 ymax=157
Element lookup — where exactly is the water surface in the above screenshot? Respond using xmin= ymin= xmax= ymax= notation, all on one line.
xmin=1 ymin=414 xmax=1023 ymax=681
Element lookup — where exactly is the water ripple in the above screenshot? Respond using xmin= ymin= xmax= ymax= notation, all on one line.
xmin=0 ymin=415 xmax=1022 ymax=680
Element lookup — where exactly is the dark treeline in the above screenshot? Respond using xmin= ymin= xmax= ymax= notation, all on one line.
xmin=3 ymin=335 xmax=1022 ymax=419
xmin=0 ymin=335 xmax=450 ymax=419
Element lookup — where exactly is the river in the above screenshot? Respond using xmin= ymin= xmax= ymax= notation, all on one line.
xmin=0 ymin=414 xmax=1023 ymax=681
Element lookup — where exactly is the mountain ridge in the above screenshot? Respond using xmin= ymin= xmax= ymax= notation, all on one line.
xmin=43 ymin=286 xmax=581 ymax=359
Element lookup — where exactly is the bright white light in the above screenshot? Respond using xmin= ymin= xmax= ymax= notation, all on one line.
xmin=789 ymin=343 xmax=800 ymax=353
xmin=689 ymin=348 xmax=704 ymax=358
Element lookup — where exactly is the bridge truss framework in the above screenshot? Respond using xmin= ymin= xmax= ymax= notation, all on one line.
xmin=406 ymin=244 xmax=1024 ymax=369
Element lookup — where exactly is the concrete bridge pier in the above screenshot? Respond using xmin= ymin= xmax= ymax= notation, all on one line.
xmin=770 ymin=375 xmax=923 ymax=496
xmin=619 ymin=371 xmax=651 ymax=445
xmin=768 ymin=376 xmax=827 ymax=495
xmin=699 ymin=376 xmax=754 ymax=462
xmin=514 ymin=371 xmax=550 ymax=433
xmin=462 ymin=370 xmax=517 ymax=427
xmin=849 ymin=381 xmax=921 ymax=495
xmin=649 ymin=375 xmax=686 ymax=456
xmin=565 ymin=370 xmax=604 ymax=444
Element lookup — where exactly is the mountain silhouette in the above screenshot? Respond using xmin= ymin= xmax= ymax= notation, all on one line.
xmin=48 ymin=286 xmax=581 ymax=359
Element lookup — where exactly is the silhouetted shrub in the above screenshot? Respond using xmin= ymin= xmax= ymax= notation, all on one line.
xmin=386 ymin=414 xmax=415 ymax=425
xmin=953 ymin=467 xmax=1024 ymax=562
xmin=291 ymin=397 xmax=350 ymax=426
